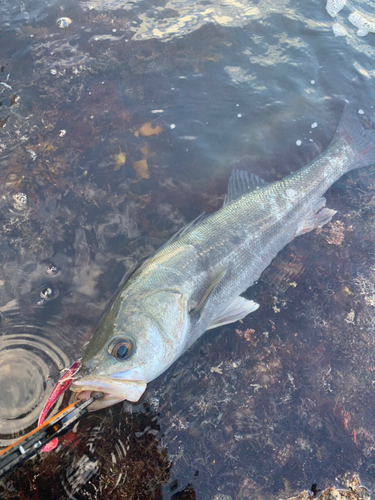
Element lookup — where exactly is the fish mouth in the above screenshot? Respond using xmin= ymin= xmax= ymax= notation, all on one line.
xmin=70 ymin=373 xmax=147 ymax=411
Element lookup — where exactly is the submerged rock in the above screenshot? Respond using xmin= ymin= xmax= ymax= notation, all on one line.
xmin=286 ymin=475 xmax=369 ymax=500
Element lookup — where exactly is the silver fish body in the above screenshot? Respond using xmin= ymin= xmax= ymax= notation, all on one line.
xmin=71 ymin=102 xmax=375 ymax=410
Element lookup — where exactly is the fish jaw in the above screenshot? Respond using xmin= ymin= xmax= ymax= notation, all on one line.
xmin=70 ymin=374 xmax=147 ymax=411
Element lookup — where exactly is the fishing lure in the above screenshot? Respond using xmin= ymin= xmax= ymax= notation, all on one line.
xmin=38 ymin=360 xmax=81 ymax=451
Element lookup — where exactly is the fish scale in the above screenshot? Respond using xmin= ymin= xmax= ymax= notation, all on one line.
xmin=70 ymin=102 xmax=375 ymax=411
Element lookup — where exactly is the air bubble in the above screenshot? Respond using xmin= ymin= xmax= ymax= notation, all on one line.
xmin=56 ymin=17 xmax=72 ymax=29
xmin=40 ymin=286 xmax=54 ymax=299
xmin=11 ymin=95 xmax=20 ymax=105
xmin=46 ymin=263 xmax=59 ymax=276
xmin=13 ymin=192 xmax=28 ymax=209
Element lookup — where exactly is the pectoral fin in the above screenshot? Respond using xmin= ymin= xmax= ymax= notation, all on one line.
xmin=189 ymin=268 xmax=226 ymax=317
xmin=207 ymin=296 xmax=259 ymax=330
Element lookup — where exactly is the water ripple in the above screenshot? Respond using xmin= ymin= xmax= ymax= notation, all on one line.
xmin=0 ymin=322 xmax=70 ymax=445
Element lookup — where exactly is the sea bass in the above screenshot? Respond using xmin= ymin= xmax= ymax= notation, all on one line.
xmin=71 ymin=102 xmax=375 ymax=411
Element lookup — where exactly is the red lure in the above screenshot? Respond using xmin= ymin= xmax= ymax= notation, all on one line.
xmin=38 ymin=360 xmax=81 ymax=452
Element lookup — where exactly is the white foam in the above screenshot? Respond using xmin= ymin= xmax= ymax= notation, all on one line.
xmin=296 ymin=140 xmax=302 ymax=146
xmin=332 ymin=23 xmax=347 ymax=37
xmin=311 ymin=122 xmax=318 ymax=128
xmin=349 ymin=11 xmax=375 ymax=37
xmin=224 ymin=66 xmax=255 ymax=84
xmin=326 ymin=0 xmax=345 ymax=18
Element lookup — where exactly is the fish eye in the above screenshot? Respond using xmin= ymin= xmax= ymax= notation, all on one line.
xmin=108 ymin=338 xmax=134 ymax=360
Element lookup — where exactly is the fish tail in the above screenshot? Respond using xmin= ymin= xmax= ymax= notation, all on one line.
xmin=335 ymin=101 xmax=375 ymax=172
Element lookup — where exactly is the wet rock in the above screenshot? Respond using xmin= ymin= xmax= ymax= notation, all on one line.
xmin=285 ymin=475 xmax=370 ymax=500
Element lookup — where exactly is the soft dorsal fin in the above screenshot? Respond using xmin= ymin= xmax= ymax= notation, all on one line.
xmin=224 ymin=170 xmax=269 ymax=206
xmin=189 ymin=268 xmax=226 ymax=317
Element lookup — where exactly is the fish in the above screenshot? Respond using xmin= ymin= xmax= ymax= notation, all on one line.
xmin=70 ymin=102 xmax=375 ymax=411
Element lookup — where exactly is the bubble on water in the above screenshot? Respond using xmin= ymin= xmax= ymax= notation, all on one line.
xmin=58 ymin=129 xmax=66 ymax=137
xmin=56 ymin=17 xmax=72 ymax=29
xmin=349 ymin=11 xmax=375 ymax=37
xmin=13 ymin=192 xmax=28 ymax=209
xmin=170 ymin=124 xmax=176 ymax=129
xmin=311 ymin=122 xmax=318 ymax=128
xmin=358 ymin=109 xmax=364 ymax=115
xmin=10 ymin=94 xmax=20 ymax=105
xmin=40 ymin=285 xmax=54 ymax=300
xmin=50 ymin=69 xmax=57 ymax=75
xmin=296 ymin=140 xmax=302 ymax=146
xmin=46 ymin=263 xmax=59 ymax=276
xmin=38 ymin=284 xmax=58 ymax=305
xmin=237 ymin=113 xmax=242 ymax=118
xmin=326 ymin=0 xmax=345 ymax=18
xmin=310 ymin=80 xmax=315 ymax=85
xmin=332 ymin=23 xmax=347 ymax=37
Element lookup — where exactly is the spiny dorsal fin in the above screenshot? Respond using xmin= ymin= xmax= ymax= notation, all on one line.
xmin=158 ymin=212 xmax=208 ymax=250
xmin=189 ymin=268 xmax=226 ymax=317
xmin=224 ymin=170 xmax=269 ymax=206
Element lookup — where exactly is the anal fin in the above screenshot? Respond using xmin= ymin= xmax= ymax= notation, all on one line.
xmin=296 ymin=197 xmax=337 ymax=236
xmin=207 ymin=296 xmax=259 ymax=330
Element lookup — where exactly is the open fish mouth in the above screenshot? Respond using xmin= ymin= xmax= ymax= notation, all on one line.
xmin=70 ymin=374 xmax=147 ymax=411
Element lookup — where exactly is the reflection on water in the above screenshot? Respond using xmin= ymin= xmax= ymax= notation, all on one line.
xmin=1 ymin=0 xmax=375 ymax=497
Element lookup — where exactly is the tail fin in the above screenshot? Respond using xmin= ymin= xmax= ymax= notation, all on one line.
xmin=335 ymin=101 xmax=375 ymax=171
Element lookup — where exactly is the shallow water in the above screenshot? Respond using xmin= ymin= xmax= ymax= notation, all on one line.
xmin=1 ymin=0 xmax=375 ymax=498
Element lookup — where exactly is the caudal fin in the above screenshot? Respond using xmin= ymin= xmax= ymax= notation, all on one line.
xmin=336 ymin=101 xmax=375 ymax=171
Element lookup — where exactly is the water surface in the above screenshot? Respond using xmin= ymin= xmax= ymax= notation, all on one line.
xmin=1 ymin=0 xmax=375 ymax=498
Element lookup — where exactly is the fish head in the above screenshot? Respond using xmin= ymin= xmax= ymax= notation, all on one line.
xmin=70 ymin=290 xmax=188 ymax=411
